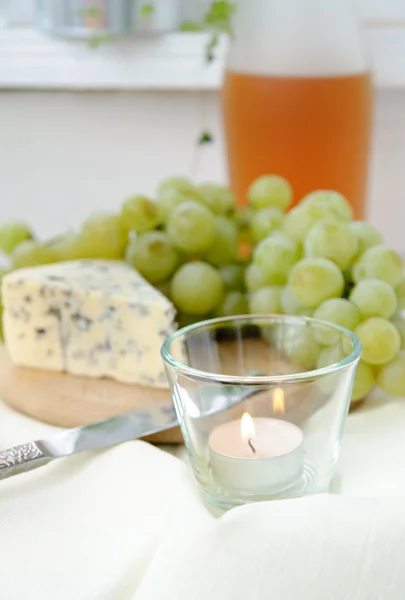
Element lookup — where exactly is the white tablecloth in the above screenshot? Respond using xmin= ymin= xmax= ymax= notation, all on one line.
xmin=0 ymin=394 xmax=404 ymax=600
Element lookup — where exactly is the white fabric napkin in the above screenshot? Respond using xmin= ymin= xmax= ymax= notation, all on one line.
xmin=0 ymin=395 xmax=404 ymax=600
xmin=0 ymin=403 xmax=189 ymax=600
xmin=135 ymin=493 xmax=405 ymax=600
xmin=334 ymin=394 xmax=405 ymax=498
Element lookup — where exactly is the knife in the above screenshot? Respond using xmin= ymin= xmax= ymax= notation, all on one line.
xmin=0 ymin=399 xmax=178 ymax=481
xmin=0 ymin=377 xmax=263 ymax=481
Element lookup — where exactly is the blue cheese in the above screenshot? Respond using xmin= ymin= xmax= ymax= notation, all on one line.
xmin=2 ymin=260 xmax=177 ymax=388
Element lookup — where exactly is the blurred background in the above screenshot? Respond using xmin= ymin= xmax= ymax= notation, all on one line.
xmin=0 ymin=0 xmax=404 ymax=251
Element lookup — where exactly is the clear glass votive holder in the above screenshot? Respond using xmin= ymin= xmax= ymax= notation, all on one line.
xmin=161 ymin=315 xmax=361 ymax=511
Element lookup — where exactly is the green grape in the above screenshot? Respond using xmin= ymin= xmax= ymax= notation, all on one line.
xmin=395 ymin=278 xmax=405 ymax=310
xmin=126 ymin=231 xmax=178 ymax=284
xmin=391 ymin=313 xmax=405 ymax=350
xmin=284 ymin=190 xmax=352 ymax=245
xmin=248 ymin=286 xmax=283 ymax=315
xmin=51 ymin=231 xmax=104 ymax=262
xmin=313 ymin=298 xmax=360 ymax=345
xmin=300 ymin=190 xmax=353 ymax=222
xmin=353 ymin=245 xmax=403 ymax=288
xmin=48 ymin=233 xmax=86 ymax=262
xmin=11 ymin=240 xmax=58 ymax=269
xmin=317 ymin=345 xmax=346 ymax=369
xmin=219 ymin=264 xmax=245 ymax=291
xmin=251 ymin=207 xmax=284 ymax=244
xmin=204 ymin=216 xmax=238 ymax=266
xmin=248 ymin=175 xmax=293 ymax=211
xmin=349 ymin=221 xmax=383 ymax=256
xmin=281 ymin=286 xmax=309 ymax=315
xmin=352 ymin=362 xmax=375 ymax=401
xmin=354 ymin=317 xmax=401 ymax=365
xmin=156 ymin=186 xmax=205 ymax=223
xmin=284 ymin=204 xmax=339 ymax=244
xmin=289 ymin=257 xmax=345 ymax=308
xmin=0 ymin=222 xmax=32 ymax=255
xmin=253 ymin=232 xmax=299 ymax=283
xmin=198 ymin=183 xmax=235 ymax=216
xmin=120 ymin=196 xmax=159 ymax=233
xmin=244 ymin=263 xmax=275 ymax=292
xmin=215 ymin=291 xmax=248 ymax=317
xmin=157 ymin=176 xmax=200 ymax=199
xmin=304 ymin=219 xmax=358 ymax=270
xmin=167 ymin=201 xmax=216 ymax=255
xmin=376 ymin=352 xmax=405 ymax=397
xmin=82 ymin=213 xmax=128 ymax=259
xmin=170 ymin=261 xmax=224 ymax=315
xmin=283 ymin=206 xmax=312 ymax=244
xmin=350 ymin=279 xmax=397 ymax=320
xmin=283 ymin=327 xmax=320 ymax=370
xmin=155 ymin=189 xmax=186 ymax=223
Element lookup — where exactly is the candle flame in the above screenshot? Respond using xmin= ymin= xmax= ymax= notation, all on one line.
xmin=273 ymin=388 xmax=285 ymax=414
xmin=241 ymin=412 xmax=256 ymax=442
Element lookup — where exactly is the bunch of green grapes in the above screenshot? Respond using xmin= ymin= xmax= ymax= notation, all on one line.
xmin=245 ymin=178 xmax=405 ymax=401
xmin=1 ymin=173 xmax=405 ymax=404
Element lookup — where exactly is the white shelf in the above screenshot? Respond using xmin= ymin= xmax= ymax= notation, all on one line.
xmin=0 ymin=27 xmax=405 ymax=90
xmin=0 ymin=29 xmax=225 ymax=91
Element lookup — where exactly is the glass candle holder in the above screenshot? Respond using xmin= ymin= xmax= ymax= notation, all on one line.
xmin=161 ymin=315 xmax=361 ymax=511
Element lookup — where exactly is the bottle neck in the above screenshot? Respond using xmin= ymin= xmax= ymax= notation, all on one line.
xmin=228 ymin=0 xmax=368 ymax=77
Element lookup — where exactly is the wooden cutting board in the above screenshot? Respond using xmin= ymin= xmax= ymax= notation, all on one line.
xmin=0 ymin=345 xmax=183 ymax=444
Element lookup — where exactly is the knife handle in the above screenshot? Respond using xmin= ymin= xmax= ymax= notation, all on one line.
xmin=0 ymin=442 xmax=52 ymax=480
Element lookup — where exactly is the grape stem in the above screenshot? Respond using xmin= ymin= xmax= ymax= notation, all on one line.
xmin=190 ymin=92 xmax=210 ymax=177
xmin=189 ymin=2 xmax=236 ymax=177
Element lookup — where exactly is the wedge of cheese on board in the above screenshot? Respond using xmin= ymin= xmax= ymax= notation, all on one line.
xmin=1 ymin=260 xmax=177 ymax=388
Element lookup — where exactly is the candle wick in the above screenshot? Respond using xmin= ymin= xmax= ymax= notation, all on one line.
xmin=248 ymin=438 xmax=256 ymax=454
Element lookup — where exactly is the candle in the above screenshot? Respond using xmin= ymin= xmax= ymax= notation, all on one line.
xmin=208 ymin=389 xmax=304 ymax=494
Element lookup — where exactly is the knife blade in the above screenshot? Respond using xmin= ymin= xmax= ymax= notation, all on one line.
xmin=0 ymin=373 xmax=264 ymax=482
xmin=0 ymin=399 xmax=178 ymax=481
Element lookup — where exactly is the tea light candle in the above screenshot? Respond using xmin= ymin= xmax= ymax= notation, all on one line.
xmin=209 ymin=394 xmax=304 ymax=494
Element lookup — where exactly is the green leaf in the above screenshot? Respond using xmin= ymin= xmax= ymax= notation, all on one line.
xmin=139 ymin=3 xmax=154 ymax=19
xmin=180 ymin=21 xmax=204 ymax=32
xmin=204 ymin=1 xmax=235 ymax=33
xmin=198 ymin=131 xmax=214 ymax=145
